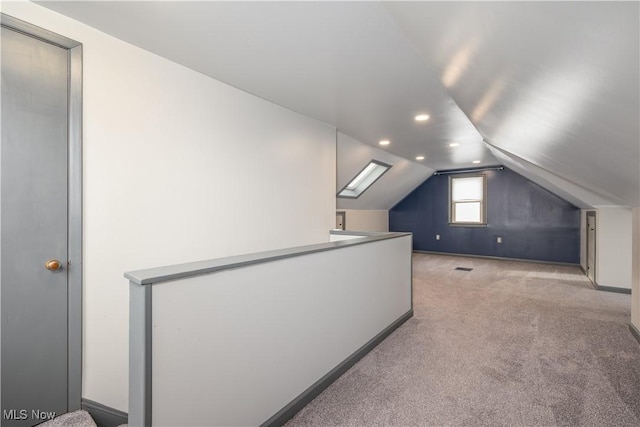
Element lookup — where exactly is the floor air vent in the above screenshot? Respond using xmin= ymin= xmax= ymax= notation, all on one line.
xmin=455 ymin=267 xmax=473 ymax=271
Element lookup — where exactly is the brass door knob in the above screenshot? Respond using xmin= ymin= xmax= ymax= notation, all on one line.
xmin=45 ymin=259 xmax=63 ymax=271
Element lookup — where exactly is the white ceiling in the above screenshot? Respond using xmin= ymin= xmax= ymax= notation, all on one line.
xmin=36 ymin=1 xmax=640 ymax=207
xmin=34 ymin=0 xmax=495 ymax=172
xmin=384 ymin=1 xmax=639 ymax=207
xmin=336 ymin=132 xmax=433 ymax=211
xmin=487 ymin=145 xmax=617 ymax=209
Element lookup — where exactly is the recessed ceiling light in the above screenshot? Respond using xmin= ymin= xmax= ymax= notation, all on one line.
xmin=414 ymin=114 xmax=430 ymax=122
xmin=449 ymin=143 xmax=460 ymax=147
xmin=416 ymin=156 xmax=425 ymax=161
xmin=379 ymin=140 xmax=390 ymax=146
xmin=472 ymin=160 xmax=481 ymax=164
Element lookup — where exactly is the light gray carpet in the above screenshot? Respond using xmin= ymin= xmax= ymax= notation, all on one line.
xmin=39 ymin=411 xmax=97 ymax=427
xmin=38 ymin=410 xmax=127 ymax=427
xmin=286 ymin=253 xmax=640 ymax=426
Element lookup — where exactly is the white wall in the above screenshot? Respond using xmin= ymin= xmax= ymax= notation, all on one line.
xmin=2 ymin=1 xmax=336 ymax=412
xmin=632 ymin=208 xmax=640 ymax=329
xmin=150 ymin=235 xmax=412 ymax=426
xmin=336 ymin=132 xmax=433 ymax=210
xmin=596 ymin=207 xmax=633 ymax=289
xmin=338 ymin=209 xmax=389 ymax=232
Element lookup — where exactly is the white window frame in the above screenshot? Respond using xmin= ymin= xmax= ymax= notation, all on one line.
xmin=449 ymin=174 xmax=487 ymax=226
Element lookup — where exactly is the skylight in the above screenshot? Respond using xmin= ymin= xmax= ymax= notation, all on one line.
xmin=338 ymin=160 xmax=391 ymax=199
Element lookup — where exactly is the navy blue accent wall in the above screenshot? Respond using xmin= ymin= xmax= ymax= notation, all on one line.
xmin=389 ymin=167 xmax=580 ymax=264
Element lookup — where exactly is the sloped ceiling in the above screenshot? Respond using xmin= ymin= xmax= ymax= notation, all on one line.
xmin=384 ymin=1 xmax=639 ymax=207
xmin=487 ymin=145 xmax=616 ymax=209
xmin=32 ymin=0 xmax=495 ymax=173
xmin=337 ymin=132 xmax=433 ymax=210
xmin=35 ymin=1 xmax=640 ymax=208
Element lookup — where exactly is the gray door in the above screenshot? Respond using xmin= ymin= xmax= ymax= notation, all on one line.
xmin=587 ymin=214 xmax=596 ymax=284
xmin=1 ymin=26 xmax=69 ymax=426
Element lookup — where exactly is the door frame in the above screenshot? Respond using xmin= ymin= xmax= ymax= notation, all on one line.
xmin=586 ymin=211 xmax=596 ymax=286
xmin=1 ymin=14 xmax=83 ymax=412
xmin=336 ymin=211 xmax=346 ymax=230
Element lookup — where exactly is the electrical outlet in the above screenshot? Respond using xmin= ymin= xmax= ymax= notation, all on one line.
xmin=497 ymin=237 xmax=502 ymax=243
xmin=436 ymin=234 xmax=440 ymax=240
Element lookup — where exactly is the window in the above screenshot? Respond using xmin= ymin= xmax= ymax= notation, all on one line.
xmin=450 ymin=175 xmax=486 ymax=225
xmin=338 ymin=160 xmax=391 ymax=199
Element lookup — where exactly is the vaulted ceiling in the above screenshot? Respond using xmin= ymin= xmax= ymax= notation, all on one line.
xmin=36 ymin=1 xmax=640 ymax=208
xmin=384 ymin=1 xmax=639 ymax=208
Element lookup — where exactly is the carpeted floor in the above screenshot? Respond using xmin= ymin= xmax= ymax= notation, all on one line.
xmin=38 ymin=410 xmax=127 ymax=427
xmin=39 ymin=411 xmax=97 ymax=427
xmin=286 ymin=253 xmax=640 ymax=426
